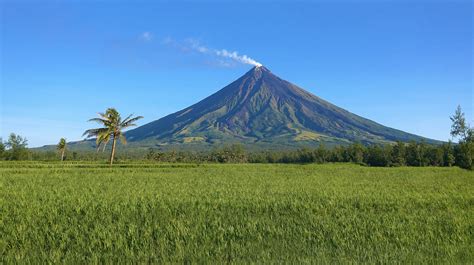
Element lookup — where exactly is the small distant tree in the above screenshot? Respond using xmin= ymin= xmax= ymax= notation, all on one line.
xmin=146 ymin=148 xmax=156 ymax=160
xmin=366 ymin=145 xmax=392 ymax=167
xmin=450 ymin=105 xmax=469 ymax=141
xmin=167 ymin=150 xmax=178 ymax=162
xmin=229 ymin=144 xmax=247 ymax=163
xmin=450 ymin=106 xmax=473 ymax=170
xmin=314 ymin=144 xmax=329 ymax=164
xmin=5 ymin=133 xmax=29 ymax=160
xmin=441 ymin=141 xmax=456 ymax=167
xmin=347 ymin=143 xmax=365 ymax=164
xmin=426 ymin=145 xmax=444 ymax=166
xmin=391 ymin=141 xmax=406 ymax=166
xmin=297 ymin=148 xmax=314 ymax=163
xmin=57 ymin=138 xmax=67 ymax=161
xmin=330 ymin=146 xmax=345 ymax=162
xmin=0 ymin=138 xmax=5 ymax=160
xmin=212 ymin=144 xmax=247 ymax=163
xmin=265 ymin=151 xmax=279 ymax=163
xmin=83 ymin=108 xmax=143 ymax=165
xmin=406 ymin=141 xmax=422 ymax=166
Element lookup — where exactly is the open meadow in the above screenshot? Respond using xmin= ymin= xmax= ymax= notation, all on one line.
xmin=1 ymin=162 xmax=473 ymax=263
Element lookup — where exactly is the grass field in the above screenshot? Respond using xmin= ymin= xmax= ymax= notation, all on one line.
xmin=1 ymin=162 xmax=473 ymax=263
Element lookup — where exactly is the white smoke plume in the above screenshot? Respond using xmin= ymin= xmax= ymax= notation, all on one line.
xmin=215 ymin=49 xmax=262 ymax=67
xmin=183 ymin=38 xmax=262 ymax=67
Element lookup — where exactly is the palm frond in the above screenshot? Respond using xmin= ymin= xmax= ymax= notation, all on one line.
xmin=82 ymin=128 xmax=99 ymax=137
xmin=97 ymin=132 xmax=111 ymax=142
xmin=121 ymin=116 xmax=144 ymax=128
xmin=96 ymin=140 xmax=109 ymax=152
xmin=121 ymin=114 xmax=134 ymax=124
xmin=124 ymin=123 xmax=138 ymax=128
xmin=88 ymin=118 xmax=109 ymax=124
xmin=83 ymin=128 xmax=110 ymax=138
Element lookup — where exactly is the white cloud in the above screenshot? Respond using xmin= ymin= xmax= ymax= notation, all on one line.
xmin=140 ymin=32 xmax=153 ymax=41
xmin=161 ymin=36 xmax=173 ymax=45
xmin=185 ymin=38 xmax=209 ymax=53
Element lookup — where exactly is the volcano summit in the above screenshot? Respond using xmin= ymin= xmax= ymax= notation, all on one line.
xmin=123 ymin=66 xmax=435 ymax=149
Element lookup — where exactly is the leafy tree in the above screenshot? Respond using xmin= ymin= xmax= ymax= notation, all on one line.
xmin=449 ymin=106 xmax=473 ymax=170
xmin=83 ymin=108 xmax=143 ymax=165
xmin=391 ymin=141 xmax=406 ymax=166
xmin=264 ymin=151 xmax=279 ymax=163
xmin=57 ymin=138 xmax=67 ymax=161
xmin=406 ymin=141 xmax=425 ymax=166
xmin=146 ymin=148 xmax=156 ymax=160
xmin=167 ymin=150 xmax=178 ymax=163
xmin=454 ymin=143 xmax=473 ymax=170
xmin=426 ymin=145 xmax=444 ymax=166
xmin=296 ymin=148 xmax=315 ymax=163
xmin=440 ymin=141 xmax=455 ymax=167
xmin=5 ymin=133 xmax=29 ymax=160
xmin=330 ymin=146 xmax=345 ymax=163
xmin=213 ymin=144 xmax=247 ymax=163
xmin=366 ymin=145 xmax=392 ymax=167
xmin=347 ymin=143 xmax=365 ymax=164
xmin=0 ymin=138 xmax=5 ymax=160
xmin=314 ymin=144 xmax=329 ymax=164
xmin=450 ymin=105 xmax=469 ymax=141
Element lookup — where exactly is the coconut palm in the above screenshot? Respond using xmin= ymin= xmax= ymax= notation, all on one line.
xmin=57 ymin=138 xmax=67 ymax=161
xmin=83 ymin=108 xmax=143 ymax=165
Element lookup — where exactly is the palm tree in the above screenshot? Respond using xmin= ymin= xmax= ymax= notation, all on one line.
xmin=57 ymin=138 xmax=67 ymax=161
xmin=83 ymin=108 xmax=143 ymax=165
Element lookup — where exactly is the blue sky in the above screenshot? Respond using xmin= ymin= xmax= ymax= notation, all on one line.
xmin=1 ymin=0 xmax=472 ymax=147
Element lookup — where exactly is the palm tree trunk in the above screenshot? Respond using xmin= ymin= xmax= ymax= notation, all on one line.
xmin=110 ymin=137 xmax=117 ymax=165
xmin=61 ymin=149 xmax=65 ymax=161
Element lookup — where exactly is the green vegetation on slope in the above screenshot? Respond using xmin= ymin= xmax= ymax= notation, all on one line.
xmin=1 ymin=162 xmax=473 ymax=263
xmin=123 ymin=66 xmax=438 ymax=147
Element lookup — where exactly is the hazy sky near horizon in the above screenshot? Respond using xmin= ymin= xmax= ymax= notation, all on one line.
xmin=1 ymin=0 xmax=472 ymax=147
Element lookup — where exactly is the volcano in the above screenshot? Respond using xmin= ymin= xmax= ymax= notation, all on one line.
xmin=124 ymin=66 xmax=435 ymax=149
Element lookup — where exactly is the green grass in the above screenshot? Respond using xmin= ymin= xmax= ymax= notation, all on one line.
xmin=1 ymin=162 xmax=473 ymax=263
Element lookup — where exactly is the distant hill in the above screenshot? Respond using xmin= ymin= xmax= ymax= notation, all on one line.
xmin=40 ymin=66 xmax=439 ymax=151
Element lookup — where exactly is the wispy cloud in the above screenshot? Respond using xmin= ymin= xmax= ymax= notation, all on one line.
xmin=186 ymin=38 xmax=209 ymax=53
xmin=162 ymin=36 xmax=173 ymax=45
xmin=140 ymin=32 xmax=153 ymax=41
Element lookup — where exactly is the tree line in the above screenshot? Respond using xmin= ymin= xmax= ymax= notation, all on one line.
xmin=143 ymin=140 xmax=471 ymax=169
xmin=1 ymin=106 xmax=472 ymax=169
